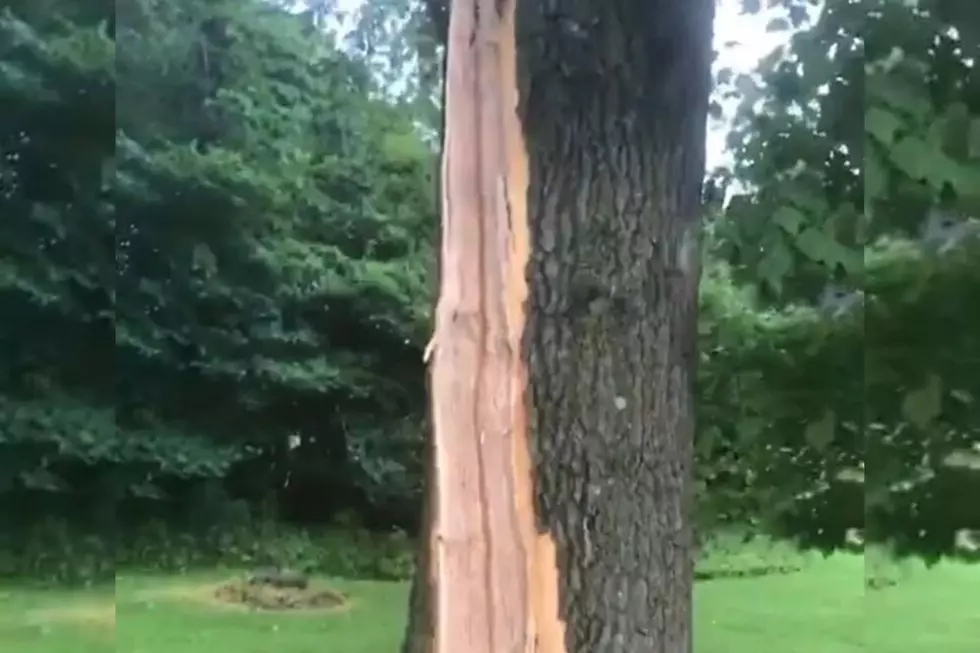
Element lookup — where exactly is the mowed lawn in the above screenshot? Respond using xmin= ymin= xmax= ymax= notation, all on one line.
xmin=1 ymin=554 xmax=978 ymax=653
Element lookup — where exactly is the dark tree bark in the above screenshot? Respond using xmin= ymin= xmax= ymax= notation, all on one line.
xmin=403 ymin=1 xmax=713 ymax=652
xmin=516 ymin=2 xmax=713 ymax=651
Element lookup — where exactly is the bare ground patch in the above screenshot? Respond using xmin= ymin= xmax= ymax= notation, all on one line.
xmin=133 ymin=578 xmax=349 ymax=614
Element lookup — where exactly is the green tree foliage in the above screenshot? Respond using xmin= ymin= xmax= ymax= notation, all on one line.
xmin=700 ymin=0 xmax=980 ymax=556
xmin=3 ymin=0 xmax=980 ymax=574
xmin=1 ymin=0 xmax=435 ymax=542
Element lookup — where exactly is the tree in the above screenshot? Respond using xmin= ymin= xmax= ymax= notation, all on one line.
xmin=707 ymin=0 xmax=980 ymax=557
xmin=0 ymin=0 xmax=437 ymax=577
xmin=406 ymin=0 xmax=714 ymax=651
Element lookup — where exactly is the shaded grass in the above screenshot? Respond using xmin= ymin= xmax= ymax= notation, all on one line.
xmin=117 ymin=572 xmax=404 ymax=653
xmin=0 ymin=582 xmax=115 ymax=653
xmin=1 ymin=554 xmax=979 ymax=652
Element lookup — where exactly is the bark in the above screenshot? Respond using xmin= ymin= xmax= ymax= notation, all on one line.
xmin=517 ymin=2 xmax=713 ymax=651
xmin=403 ymin=0 xmax=713 ymax=652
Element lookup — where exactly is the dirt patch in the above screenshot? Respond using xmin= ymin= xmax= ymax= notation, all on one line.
xmin=213 ymin=579 xmax=346 ymax=611
xmin=135 ymin=578 xmax=348 ymax=613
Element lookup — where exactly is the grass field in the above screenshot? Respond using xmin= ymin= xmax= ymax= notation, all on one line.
xmin=1 ymin=554 xmax=978 ymax=652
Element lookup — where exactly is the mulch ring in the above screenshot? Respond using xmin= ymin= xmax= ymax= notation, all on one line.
xmin=130 ymin=576 xmax=350 ymax=614
xmin=213 ymin=579 xmax=347 ymax=611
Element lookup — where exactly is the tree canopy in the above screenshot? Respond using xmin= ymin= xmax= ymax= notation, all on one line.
xmin=2 ymin=0 xmax=980 ymax=578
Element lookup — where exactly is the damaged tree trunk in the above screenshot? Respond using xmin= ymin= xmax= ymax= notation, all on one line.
xmin=404 ymin=1 xmax=714 ymax=652
xmin=404 ymin=1 xmax=561 ymax=652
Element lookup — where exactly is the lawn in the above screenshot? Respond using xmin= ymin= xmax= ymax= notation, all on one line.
xmin=1 ymin=554 xmax=977 ymax=652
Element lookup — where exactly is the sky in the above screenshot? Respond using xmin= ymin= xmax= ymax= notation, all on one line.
xmin=327 ymin=0 xmax=793 ymax=169
xmin=707 ymin=1 xmax=791 ymax=169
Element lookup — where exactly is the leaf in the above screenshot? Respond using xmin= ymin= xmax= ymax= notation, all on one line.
xmin=794 ymin=228 xmax=834 ymax=264
xmin=20 ymin=467 xmax=68 ymax=492
xmin=969 ymin=118 xmax=980 ymax=159
xmin=708 ymin=100 xmax=724 ymax=121
xmin=901 ymin=375 xmax=943 ymax=428
xmin=771 ymin=205 xmax=807 ymax=235
xmin=803 ymin=410 xmax=835 ymax=451
xmin=765 ymin=18 xmax=790 ymax=32
xmin=865 ymin=106 xmax=903 ymax=145
xmin=788 ymin=5 xmax=808 ymax=26
xmin=939 ymin=102 xmax=970 ymax=161
xmin=834 ymin=245 xmax=863 ymax=275
xmin=696 ymin=425 xmax=722 ymax=458
xmin=758 ymin=234 xmax=794 ymax=294
xmin=736 ymin=417 xmax=767 ymax=444
xmin=192 ymin=243 xmax=218 ymax=276
xmin=129 ymin=481 xmax=168 ymax=500
xmin=864 ymin=150 xmax=887 ymax=209
xmin=950 ymin=389 xmax=974 ymax=404
xmin=735 ymin=73 xmax=760 ymax=98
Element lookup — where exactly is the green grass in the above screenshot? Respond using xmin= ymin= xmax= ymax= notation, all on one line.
xmin=2 ymin=554 xmax=979 ymax=652
xmin=0 ymin=580 xmax=115 ymax=653
xmin=116 ymin=573 xmax=407 ymax=653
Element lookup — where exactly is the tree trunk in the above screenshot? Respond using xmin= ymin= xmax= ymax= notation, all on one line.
xmin=404 ymin=1 xmax=558 ymax=652
xmin=517 ymin=2 xmax=713 ymax=651
xmin=403 ymin=1 xmax=713 ymax=652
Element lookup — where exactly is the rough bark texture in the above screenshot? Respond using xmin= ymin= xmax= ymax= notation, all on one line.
xmin=517 ymin=1 xmax=714 ymax=652
xmin=404 ymin=0 xmax=713 ymax=652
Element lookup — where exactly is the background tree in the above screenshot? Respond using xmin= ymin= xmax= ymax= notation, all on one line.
xmin=0 ymin=0 xmax=437 ymax=578
xmin=2 ymin=0 xmax=980 ymax=595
